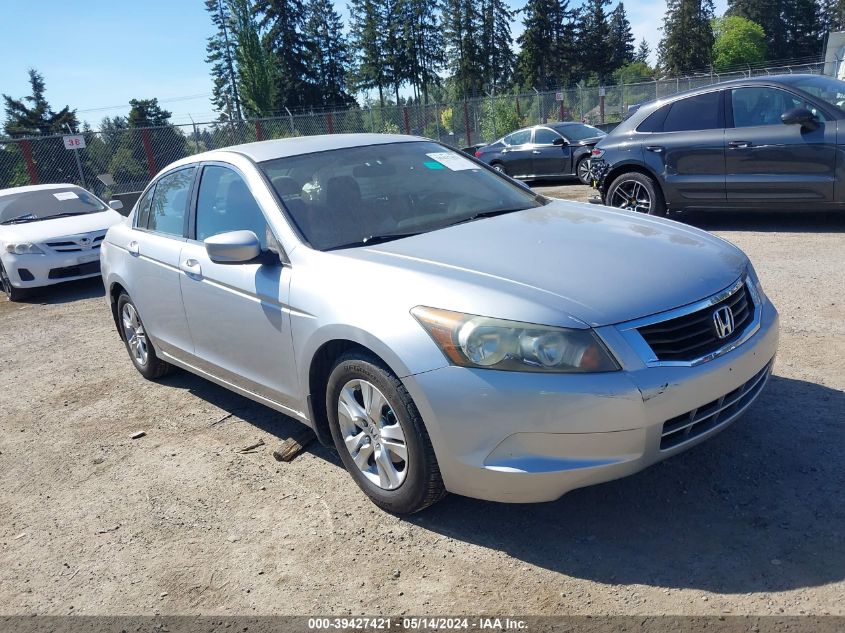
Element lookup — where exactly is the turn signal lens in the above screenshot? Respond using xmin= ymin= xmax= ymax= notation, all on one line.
xmin=411 ymin=306 xmax=619 ymax=373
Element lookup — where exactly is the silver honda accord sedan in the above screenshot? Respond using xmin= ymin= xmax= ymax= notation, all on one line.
xmin=101 ymin=134 xmax=779 ymax=513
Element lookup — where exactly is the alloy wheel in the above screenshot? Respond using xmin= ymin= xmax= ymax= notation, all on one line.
xmin=609 ymin=179 xmax=652 ymax=213
xmin=492 ymin=164 xmax=505 ymax=173
xmin=337 ymin=379 xmax=408 ymax=490
xmin=577 ymin=158 xmax=592 ymax=183
xmin=121 ymin=303 xmax=149 ymax=366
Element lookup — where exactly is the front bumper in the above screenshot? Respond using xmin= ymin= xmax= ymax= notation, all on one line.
xmin=402 ymin=297 xmax=779 ymax=503
xmin=1 ymin=251 xmax=101 ymax=289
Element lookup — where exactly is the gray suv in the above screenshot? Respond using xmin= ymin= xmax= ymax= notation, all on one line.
xmin=592 ymin=74 xmax=845 ymax=216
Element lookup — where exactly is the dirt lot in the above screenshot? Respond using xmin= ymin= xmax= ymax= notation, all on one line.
xmin=1 ymin=181 xmax=843 ymax=616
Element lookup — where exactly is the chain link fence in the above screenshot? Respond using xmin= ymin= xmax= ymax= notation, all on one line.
xmin=0 ymin=59 xmax=831 ymax=199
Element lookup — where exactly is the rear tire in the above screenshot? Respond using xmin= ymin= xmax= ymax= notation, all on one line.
xmin=576 ymin=156 xmax=592 ymax=185
xmin=326 ymin=351 xmax=446 ymax=514
xmin=491 ymin=162 xmax=508 ymax=176
xmin=606 ymin=171 xmax=666 ymax=216
xmin=0 ymin=263 xmax=27 ymax=302
xmin=117 ymin=292 xmax=173 ymax=380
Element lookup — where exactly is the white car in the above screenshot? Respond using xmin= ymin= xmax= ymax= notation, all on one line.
xmin=0 ymin=183 xmax=124 ymax=301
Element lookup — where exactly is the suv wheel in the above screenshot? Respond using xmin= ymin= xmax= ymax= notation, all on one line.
xmin=117 ymin=292 xmax=173 ymax=379
xmin=606 ymin=172 xmax=666 ymax=216
xmin=326 ymin=351 xmax=446 ymax=514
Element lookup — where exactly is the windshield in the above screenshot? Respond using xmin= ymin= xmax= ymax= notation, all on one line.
xmin=557 ymin=124 xmax=606 ymax=141
xmin=784 ymin=75 xmax=845 ymax=114
xmin=260 ymin=141 xmax=545 ymax=250
xmin=0 ymin=186 xmax=106 ymax=225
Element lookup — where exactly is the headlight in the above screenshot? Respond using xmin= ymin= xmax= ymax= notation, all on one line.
xmin=746 ymin=263 xmax=765 ymax=299
xmin=411 ymin=306 xmax=620 ymax=373
xmin=5 ymin=242 xmax=44 ymax=255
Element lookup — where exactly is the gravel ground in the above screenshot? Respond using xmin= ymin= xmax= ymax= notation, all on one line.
xmin=1 ymin=181 xmax=843 ymax=616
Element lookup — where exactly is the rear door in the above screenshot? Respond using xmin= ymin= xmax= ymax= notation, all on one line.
xmin=128 ymin=167 xmax=196 ymax=357
xmin=531 ymin=127 xmax=571 ymax=176
xmin=178 ymin=163 xmax=299 ymax=412
xmin=499 ymin=129 xmax=534 ymax=177
xmin=639 ymin=90 xmax=726 ymax=205
xmin=725 ymin=86 xmax=836 ymax=203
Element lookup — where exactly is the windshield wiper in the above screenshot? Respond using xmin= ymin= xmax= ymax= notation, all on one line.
xmin=326 ymin=230 xmax=424 ymax=251
xmin=1 ymin=213 xmax=39 ymax=225
xmin=46 ymin=212 xmax=90 ymax=219
xmin=443 ymin=207 xmax=529 ymax=227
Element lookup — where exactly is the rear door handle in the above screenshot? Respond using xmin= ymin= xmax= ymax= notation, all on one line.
xmin=180 ymin=258 xmax=202 ymax=276
xmin=728 ymin=141 xmax=751 ymax=149
xmin=127 ymin=241 xmax=139 ymax=255
xmin=532 ymin=150 xmax=542 ymax=154
xmin=645 ymin=146 xmax=664 ymax=153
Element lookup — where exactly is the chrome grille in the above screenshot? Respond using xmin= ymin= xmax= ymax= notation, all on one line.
xmin=638 ymin=282 xmax=754 ymax=362
xmin=660 ymin=360 xmax=772 ymax=450
xmin=46 ymin=233 xmax=105 ymax=253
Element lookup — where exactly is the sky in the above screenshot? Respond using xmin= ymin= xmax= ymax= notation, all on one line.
xmin=0 ymin=0 xmax=728 ymax=130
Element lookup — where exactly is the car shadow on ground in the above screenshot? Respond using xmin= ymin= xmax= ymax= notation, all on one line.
xmin=678 ymin=210 xmax=845 ymax=233
xmin=164 ymin=366 xmax=844 ymax=594
xmin=407 ymin=375 xmax=844 ymax=594
xmin=15 ymin=277 xmax=105 ymax=305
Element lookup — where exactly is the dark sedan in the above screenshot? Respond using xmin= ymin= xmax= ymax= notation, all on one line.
xmin=474 ymin=123 xmax=606 ymax=184
xmin=592 ymin=74 xmax=845 ymax=216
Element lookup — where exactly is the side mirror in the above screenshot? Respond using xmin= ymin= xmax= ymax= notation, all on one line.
xmin=552 ymin=137 xmax=568 ymax=146
xmin=204 ymin=230 xmax=261 ymax=264
xmin=781 ymin=107 xmax=819 ymax=130
xmin=108 ymin=199 xmax=124 ymax=211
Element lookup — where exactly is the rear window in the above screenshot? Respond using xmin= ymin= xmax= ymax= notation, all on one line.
xmin=662 ymin=92 xmax=722 ymax=132
xmin=0 ymin=186 xmax=105 ymax=225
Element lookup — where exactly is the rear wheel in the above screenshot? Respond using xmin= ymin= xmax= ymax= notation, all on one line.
xmin=576 ymin=156 xmax=592 ymax=185
xmin=491 ymin=162 xmax=507 ymax=176
xmin=0 ymin=263 xmax=26 ymax=302
xmin=606 ymin=172 xmax=666 ymax=216
xmin=326 ymin=351 xmax=446 ymax=514
xmin=117 ymin=292 xmax=173 ymax=380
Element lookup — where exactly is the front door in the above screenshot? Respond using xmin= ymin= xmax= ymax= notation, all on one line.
xmin=725 ymin=86 xmax=836 ymax=203
xmin=178 ymin=163 xmax=300 ymax=414
xmin=500 ymin=129 xmax=534 ymax=177
xmin=531 ymin=127 xmax=571 ymax=176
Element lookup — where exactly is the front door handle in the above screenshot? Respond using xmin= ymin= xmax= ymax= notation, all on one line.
xmin=532 ymin=150 xmax=542 ymax=154
xmin=728 ymin=140 xmax=751 ymax=149
xmin=645 ymin=145 xmax=665 ymax=153
xmin=127 ymin=240 xmax=139 ymax=255
xmin=180 ymin=258 xmax=202 ymax=276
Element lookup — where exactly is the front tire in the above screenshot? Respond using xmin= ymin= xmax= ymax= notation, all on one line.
xmin=0 ymin=263 xmax=26 ymax=302
xmin=326 ymin=351 xmax=446 ymax=514
xmin=117 ymin=292 xmax=173 ymax=380
xmin=606 ymin=171 xmax=666 ymax=216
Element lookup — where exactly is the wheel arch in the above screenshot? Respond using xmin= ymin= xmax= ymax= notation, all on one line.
xmin=108 ymin=279 xmax=129 ymax=340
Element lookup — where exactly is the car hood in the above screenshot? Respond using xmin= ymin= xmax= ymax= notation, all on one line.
xmin=0 ymin=210 xmax=123 ymax=243
xmin=343 ymin=201 xmax=747 ymax=327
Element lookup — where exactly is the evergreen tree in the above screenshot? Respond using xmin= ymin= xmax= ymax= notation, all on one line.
xmin=822 ymin=0 xmax=845 ymax=32
xmin=479 ymin=0 xmax=516 ymax=91
xmin=255 ymin=0 xmax=310 ymax=110
xmin=516 ymin=0 xmax=576 ymax=89
xmin=229 ymin=0 xmax=278 ymax=117
xmin=580 ymin=0 xmax=614 ymax=81
xmin=608 ymin=3 xmax=635 ymax=71
xmin=204 ymin=0 xmax=242 ymax=120
xmin=726 ymin=0 xmax=785 ymax=60
xmin=782 ymin=0 xmax=821 ymax=59
xmin=401 ymin=0 xmax=445 ymax=103
xmin=303 ymin=0 xmax=353 ymax=107
xmin=443 ymin=0 xmax=484 ymax=96
xmin=635 ymin=38 xmax=651 ymax=64
xmin=381 ymin=0 xmax=408 ymax=102
xmin=2 ymin=70 xmax=78 ymax=137
xmin=348 ymin=0 xmax=389 ymax=105
xmin=659 ymin=0 xmax=715 ymax=74
xmin=127 ymin=99 xmax=187 ymax=169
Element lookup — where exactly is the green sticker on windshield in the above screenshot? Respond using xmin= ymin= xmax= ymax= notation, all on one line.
xmin=423 ymin=160 xmax=445 ymax=170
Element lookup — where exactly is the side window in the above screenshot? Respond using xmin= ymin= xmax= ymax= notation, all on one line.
xmin=637 ymin=105 xmax=670 ymax=133
xmin=148 ymin=168 xmax=195 ymax=237
xmin=503 ymin=129 xmax=531 ymax=145
xmin=534 ymin=128 xmax=561 ymax=145
xmin=731 ymin=87 xmax=824 ymax=128
xmin=195 ymin=165 xmax=269 ymax=249
xmin=134 ymin=186 xmax=155 ymax=229
xmin=662 ymin=91 xmax=722 ymax=132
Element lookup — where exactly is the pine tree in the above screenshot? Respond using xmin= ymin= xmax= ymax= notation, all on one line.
xmin=479 ymin=0 xmax=516 ymax=91
xmin=443 ymin=0 xmax=484 ymax=96
xmin=303 ymin=0 xmax=352 ymax=107
xmin=2 ymin=70 xmax=78 ymax=137
xmin=381 ymin=0 xmax=408 ymax=103
xmin=783 ymin=0 xmax=821 ymax=59
xmin=516 ymin=0 xmax=576 ymax=89
xmin=580 ymin=0 xmax=614 ymax=81
xmin=348 ymin=0 xmax=389 ymax=105
xmin=726 ymin=0 xmax=785 ymax=60
xmin=822 ymin=0 xmax=845 ymax=31
xmin=658 ymin=0 xmax=715 ymax=74
xmin=401 ymin=0 xmax=445 ymax=103
xmin=255 ymin=0 xmax=310 ymax=110
xmin=204 ymin=0 xmax=242 ymax=120
xmin=229 ymin=0 xmax=278 ymax=117
xmin=608 ymin=3 xmax=635 ymax=71
xmin=635 ymin=38 xmax=651 ymax=64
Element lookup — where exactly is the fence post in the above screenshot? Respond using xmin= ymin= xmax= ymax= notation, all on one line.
xmin=141 ymin=129 xmax=157 ymax=179
xmin=463 ymin=101 xmax=471 ymax=147
xmin=435 ymin=104 xmax=441 ymax=141
xmin=20 ymin=140 xmax=39 ymax=185
xmin=515 ymin=96 xmax=520 ymax=120
xmin=326 ymin=112 xmax=334 ymax=135
xmin=559 ymin=100 xmax=564 ymax=122
xmin=255 ymin=120 xmax=264 ymax=141
xmin=403 ymin=107 xmax=411 ymax=135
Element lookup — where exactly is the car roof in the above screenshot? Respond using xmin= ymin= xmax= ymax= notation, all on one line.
xmin=0 ymin=183 xmax=80 ymax=198
xmin=185 ymin=133 xmax=429 ymax=165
